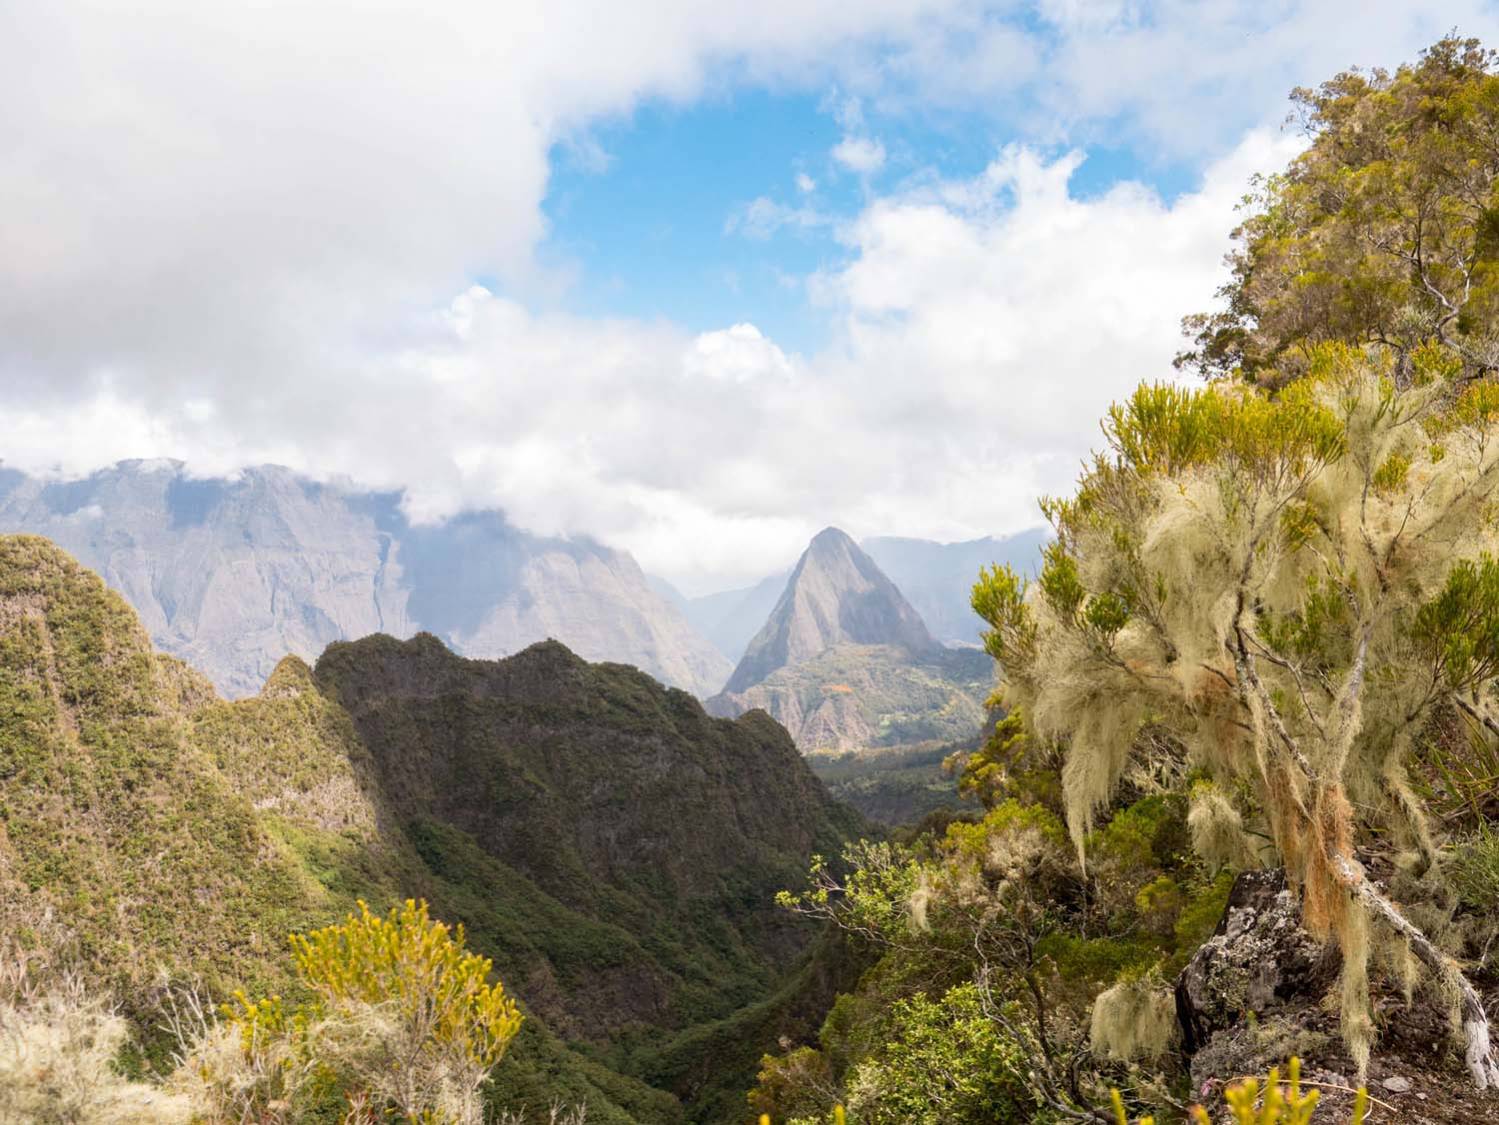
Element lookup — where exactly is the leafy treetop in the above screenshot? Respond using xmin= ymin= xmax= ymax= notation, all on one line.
xmin=1178 ymin=37 xmax=1499 ymax=388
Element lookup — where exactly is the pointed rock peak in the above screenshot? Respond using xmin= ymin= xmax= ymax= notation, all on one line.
xmin=808 ymin=526 xmax=856 ymax=552
xmin=719 ymin=527 xmax=935 ymax=695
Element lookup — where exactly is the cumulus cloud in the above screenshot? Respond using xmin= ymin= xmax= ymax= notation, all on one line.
xmin=4 ymin=2 xmax=1499 ymax=591
xmin=1 ymin=126 xmax=1299 ymax=587
xmin=831 ymin=135 xmax=887 ymax=173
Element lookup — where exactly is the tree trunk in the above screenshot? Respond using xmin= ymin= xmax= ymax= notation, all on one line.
xmin=1331 ymin=851 xmax=1499 ymax=1090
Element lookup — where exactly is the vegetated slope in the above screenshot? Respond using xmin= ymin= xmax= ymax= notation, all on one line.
xmin=313 ymin=633 xmax=863 ymax=1043
xmin=0 ymin=534 xmax=860 ymax=1122
xmin=810 ymin=733 xmax=986 ymax=827
xmin=0 ymin=461 xmax=729 ymax=698
xmin=707 ymin=528 xmax=993 ymax=758
xmin=714 ymin=643 xmax=992 ymax=755
xmin=861 ymin=529 xmax=1049 ymax=647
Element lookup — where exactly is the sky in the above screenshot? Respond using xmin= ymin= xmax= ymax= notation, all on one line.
xmin=4 ymin=2 xmax=1499 ymax=594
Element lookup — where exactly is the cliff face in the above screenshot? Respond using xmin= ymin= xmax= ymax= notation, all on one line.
xmin=0 ymin=534 xmax=859 ymax=1122
xmin=0 ymin=462 xmax=729 ymax=698
xmin=708 ymin=528 xmax=992 ymax=755
xmin=723 ymin=527 xmax=935 ymax=695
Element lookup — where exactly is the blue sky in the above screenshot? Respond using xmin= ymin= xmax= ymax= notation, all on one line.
xmin=8 ymin=2 xmax=1499 ymax=588
xmin=539 ymin=86 xmax=1201 ymax=353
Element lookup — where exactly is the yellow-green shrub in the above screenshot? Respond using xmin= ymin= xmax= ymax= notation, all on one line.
xmin=186 ymin=899 xmax=522 ymax=1124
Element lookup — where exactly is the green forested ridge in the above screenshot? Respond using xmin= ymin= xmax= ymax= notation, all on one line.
xmin=0 ymin=534 xmax=861 ymax=1122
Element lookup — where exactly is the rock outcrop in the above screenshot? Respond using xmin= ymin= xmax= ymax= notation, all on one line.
xmin=1175 ymin=868 xmax=1496 ymax=1124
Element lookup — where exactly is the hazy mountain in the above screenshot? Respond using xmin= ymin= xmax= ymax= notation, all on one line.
xmin=664 ymin=571 xmax=789 ymax=665
xmin=707 ymin=527 xmax=992 ymax=753
xmin=0 ymin=534 xmax=861 ymax=1121
xmin=670 ymin=527 xmax=1050 ymax=669
xmin=0 ymin=461 xmax=730 ymax=698
xmin=721 ymin=527 xmax=935 ymax=695
xmin=861 ymin=528 xmax=1050 ymax=646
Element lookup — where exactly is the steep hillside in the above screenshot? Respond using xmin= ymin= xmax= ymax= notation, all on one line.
xmin=0 ymin=462 xmax=729 ymax=698
xmin=861 ymin=529 xmax=1049 ymax=646
xmin=722 ymin=528 xmax=934 ymax=695
xmin=0 ymin=535 xmax=860 ymax=1122
xmin=313 ymin=632 xmax=862 ymax=1041
xmin=710 ymin=643 xmax=992 ymax=754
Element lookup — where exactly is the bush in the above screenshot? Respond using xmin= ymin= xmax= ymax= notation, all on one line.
xmin=842 ymin=984 xmax=1031 ymax=1125
xmin=179 ymin=899 xmax=523 ymax=1124
xmin=0 ymin=941 xmax=196 ymax=1125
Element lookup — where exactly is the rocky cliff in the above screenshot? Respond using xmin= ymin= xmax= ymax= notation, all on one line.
xmin=0 ymin=462 xmax=730 ymax=698
xmin=708 ymin=528 xmax=992 ymax=755
xmin=722 ymin=527 xmax=935 ymax=696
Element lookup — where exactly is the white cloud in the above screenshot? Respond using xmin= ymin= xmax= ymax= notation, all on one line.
xmin=726 ymin=196 xmax=829 ymax=239
xmin=831 ymin=135 xmax=887 ymax=173
xmin=0 ymin=124 xmax=1300 ymax=588
xmin=5 ymin=2 xmax=1499 ymax=591
xmin=683 ymin=324 xmax=795 ymax=383
xmin=796 ymin=172 xmax=817 ymax=192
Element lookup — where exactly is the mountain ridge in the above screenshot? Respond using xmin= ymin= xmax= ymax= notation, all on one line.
xmin=0 ymin=461 xmax=730 ymax=699
xmin=0 ymin=532 xmax=863 ymax=1122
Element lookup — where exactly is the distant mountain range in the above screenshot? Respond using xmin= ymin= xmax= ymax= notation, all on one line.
xmin=0 ymin=462 xmax=1047 ymax=731
xmin=665 ymin=529 xmax=1049 ymax=664
xmin=653 ymin=572 xmax=788 ymax=668
xmin=0 ymin=461 xmax=730 ymax=698
xmin=861 ymin=530 xmax=1049 ymax=646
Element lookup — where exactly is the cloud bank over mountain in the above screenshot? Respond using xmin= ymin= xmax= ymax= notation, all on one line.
xmin=3 ymin=2 xmax=1492 ymax=589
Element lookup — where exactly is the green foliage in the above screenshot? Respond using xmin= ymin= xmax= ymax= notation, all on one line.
xmin=290 ymin=898 xmax=523 ymax=1073
xmin=812 ymin=742 xmax=978 ymax=827
xmin=841 ymin=985 xmax=1032 ymax=1125
xmin=1449 ymin=826 xmax=1499 ymax=912
xmin=1411 ymin=555 xmax=1499 ymax=691
xmin=205 ymin=899 xmax=522 ymax=1123
xmin=1178 ymin=36 xmax=1499 ymax=386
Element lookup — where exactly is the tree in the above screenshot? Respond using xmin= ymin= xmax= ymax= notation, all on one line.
xmin=973 ymin=342 xmax=1499 ymax=1088
xmin=1178 ymin=37 xmax=1499 ymax=388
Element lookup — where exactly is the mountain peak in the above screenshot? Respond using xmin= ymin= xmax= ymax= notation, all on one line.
xmin=808 ymin=525 xmax=856 ymax=550
xmin=720 ymin=527 xmax=934 ymax=694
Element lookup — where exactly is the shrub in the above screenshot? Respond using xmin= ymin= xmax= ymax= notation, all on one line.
xmin=841 ymin=984 xmax=1032 ymax=1125
xmin=0 ymin=953 xmax=196 ymax=1125
xmin=179 ymin=899 xmax=523 ymax=1124
xmin=1115 ymin=1059 xmax=1369 ymax=1125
